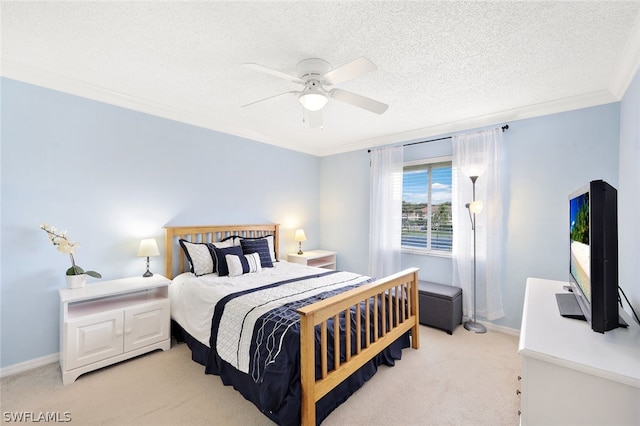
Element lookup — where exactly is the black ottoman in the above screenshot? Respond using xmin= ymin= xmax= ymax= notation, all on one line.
xmin=418 ymin=281 xmax=462 ymax=334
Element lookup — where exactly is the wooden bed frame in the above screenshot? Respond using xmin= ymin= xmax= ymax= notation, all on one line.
xmin=164 ymin=224 xmax=420 ymax=426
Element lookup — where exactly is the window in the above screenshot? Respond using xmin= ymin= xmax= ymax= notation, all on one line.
xmin=402 ymin=158 xmax=453 ymax=255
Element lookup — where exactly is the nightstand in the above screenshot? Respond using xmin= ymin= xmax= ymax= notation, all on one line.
xmin=58 ymin=275 xmax=171 ymax=384
xmin=287 ymin=250 xmax=337 ymax=270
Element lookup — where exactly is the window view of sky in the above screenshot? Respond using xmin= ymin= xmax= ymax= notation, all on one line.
xmin=403 ymin=165 xmax=452 ymax=205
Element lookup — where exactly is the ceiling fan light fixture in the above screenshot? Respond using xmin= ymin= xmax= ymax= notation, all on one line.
xmin=298 ymin=90 xmax=328 ymax=111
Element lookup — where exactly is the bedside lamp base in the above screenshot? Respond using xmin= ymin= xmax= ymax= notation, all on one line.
xmin=142 ymin=256 xmax=153 ymax=277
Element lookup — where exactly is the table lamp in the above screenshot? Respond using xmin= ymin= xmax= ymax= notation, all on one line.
xmin=137 ymin=238 xmax=160 ymax=277
xmin=294 ymin=229 xmax=306 ymax=255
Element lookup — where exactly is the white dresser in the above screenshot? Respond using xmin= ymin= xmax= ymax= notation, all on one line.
xmin=518 ymin=277 xmax=640 ymax=425
xmin=59 ymin=275 xmax=171 ymax=384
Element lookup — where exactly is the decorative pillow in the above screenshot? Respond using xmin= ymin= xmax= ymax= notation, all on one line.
xmin=225 ymin=252 xmax=262 ymax=277
xmin=207 ymin=240 xmax=235 ymax=270
xmin=226 ymin=254 xmax=249 ymax=277
xmin=213 ymin=246 xmax=245 ymax=276
xmin=220 ymin=235 xmax=241 ymax=246
xmin=239 ymin=235 xmax=277 ymax=263
xmin=213 ymin=235 xmax=240 ymax=248
xmin=244 ymin=252 xmax=262 ymax=273
xmin=241 ymin=238 xmax=273 ymax=268
xmin=178 ymin=239 xmax=215 ymax=276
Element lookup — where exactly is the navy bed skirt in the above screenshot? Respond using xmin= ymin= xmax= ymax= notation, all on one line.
xmin=171 ymin=320 xmax=410 ymax=425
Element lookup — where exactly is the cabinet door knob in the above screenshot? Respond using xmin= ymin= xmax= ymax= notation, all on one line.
xmin=517 ymin=375 xmax=522 ymax=381
xmin=125 ymin=328 xmax=132 ymax=334
xmin=516 ymin=389 xmax=521 ymax=395
xmin=115 ymin=330 xmax=123 ymax=337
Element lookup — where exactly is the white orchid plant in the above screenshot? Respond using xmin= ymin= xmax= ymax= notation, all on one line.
xmin=40 ymin=224 xmax=102 ymax=278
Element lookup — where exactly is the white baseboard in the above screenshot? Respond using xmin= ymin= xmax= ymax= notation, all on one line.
xmin=0 ymin=322 xmax=519 ymax=379
xmin=461 ymin=316 xmax=521 ymax=337
xmin=481 ymin=321 xmax=520 ymax=337
xmin=0 ymin=353 xmax=59 ymax=378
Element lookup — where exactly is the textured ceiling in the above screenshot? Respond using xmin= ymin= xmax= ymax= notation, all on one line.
xmin=3 ymin=1 xmax=640 ymax=156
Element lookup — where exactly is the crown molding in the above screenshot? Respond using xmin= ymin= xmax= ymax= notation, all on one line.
xmin=323 ymin=89 xmax=619 ymax=157
xmin=609 ymin=12 xmax=640 ymax=99
xmin=0 ymin=60 xmax=625 ymax=158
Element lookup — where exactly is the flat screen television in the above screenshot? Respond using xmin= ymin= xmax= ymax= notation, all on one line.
xmin=559 ymin=180 xmax=621 ymax=333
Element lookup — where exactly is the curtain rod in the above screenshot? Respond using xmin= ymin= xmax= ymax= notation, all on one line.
xmin=368 ymin=124 xmax=509 ymax=152
xmin=402 ymin=124 xmax=509 ymax=148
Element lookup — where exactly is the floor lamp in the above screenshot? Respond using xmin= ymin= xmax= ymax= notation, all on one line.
xmin=464 ymin=175 xmax=487 ymax=334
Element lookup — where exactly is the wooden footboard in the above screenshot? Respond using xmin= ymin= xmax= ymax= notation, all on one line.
xmin=297 ymin=267 xmax=420 ymax=426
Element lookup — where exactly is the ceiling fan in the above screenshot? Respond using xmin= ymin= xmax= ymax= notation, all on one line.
xmin=242 ymin=57 xmax=388 ymax=128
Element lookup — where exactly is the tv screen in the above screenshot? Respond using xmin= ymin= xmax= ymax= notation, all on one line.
xmin=566 ymin=180 xmax=620 ymax=333
xmin=569 ymin=191 xmax=591 ymax=303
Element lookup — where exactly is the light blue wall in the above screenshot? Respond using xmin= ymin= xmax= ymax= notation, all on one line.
xmin=0 ymin=78 xmax=320 ymax=367
xmin=619 ymin=69 xmax=640 ymax=317
xmin=497 ymin=104 xmax=620 ymax=329
xmin=321 ymin=103 xmax=622 ymax=330
xmin=318 ymin=149 xmax=370 ymax=273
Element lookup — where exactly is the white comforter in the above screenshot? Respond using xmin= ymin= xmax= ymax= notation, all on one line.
xmin=169 ymin=260 xmax=333 ymax=347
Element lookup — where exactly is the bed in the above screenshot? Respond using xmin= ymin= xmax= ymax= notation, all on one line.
xmin=164 ymin=224 xmax=420 ymax=425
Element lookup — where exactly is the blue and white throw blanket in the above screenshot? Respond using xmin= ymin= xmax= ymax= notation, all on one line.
xmin=210 ymin=270 xmax=374 ymax=383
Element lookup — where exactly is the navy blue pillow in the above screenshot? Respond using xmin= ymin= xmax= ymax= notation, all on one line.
xmin=213 ymin=246 xmax=245 ymax=276
xmin=241 ymin=238 xmax=273 ymax=268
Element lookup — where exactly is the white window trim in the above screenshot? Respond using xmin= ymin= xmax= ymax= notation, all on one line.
xmin=402 ymin=155 xmax=453 ymax=258
xmin=404 ymin=155 xmax=452 ymax=167
xmin=402 ymin=246 xmax=452 ymax=258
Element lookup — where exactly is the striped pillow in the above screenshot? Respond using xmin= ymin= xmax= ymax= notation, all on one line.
xmin=213 ymin=246 xmax=244 ymax=276
xmin=227 ymin=252 xmax=262 ymax=277
xmin=239 ymin=235 xmax=276 ymax=263
xmin=240 ymin=238 xmax=273 ymax=267
xmin=245 ymin=252 xmax=262 ymax=273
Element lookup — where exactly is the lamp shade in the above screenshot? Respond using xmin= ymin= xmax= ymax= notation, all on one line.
xmin=469 ymin=200 xmax=484 ymax=214
xmin=298 ymin=90 xmax=328 ymax=111
xmin=294 ymin=229 xmax=307 ymax=242
xmin=137 ymin=238 xmax=160 ymax=257
xmin=461 ymin=164 xmax=488 ymax=179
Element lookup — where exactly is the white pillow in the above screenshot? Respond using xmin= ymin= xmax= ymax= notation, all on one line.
xmin=212 ymin=240 xmax=235 ymax=248
xmin=245 ymin=252 xmax=262 ymax=273
xmin=226 ymin=252 xmax=262 ymax=277
xmin=179 ymin=240 xmax=214 ymax=276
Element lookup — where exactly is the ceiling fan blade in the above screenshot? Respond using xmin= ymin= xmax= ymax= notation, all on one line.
xmin=242 ymin=91 xmax=298 ymax=108
xmin=307 ymin=110 xmax=322 ymax=128
xmin=330 ymin=89 xmax=388 ymax=114
xmin=242 ymin=63 xmax=304 ymax=85
xmin=322 ymin=57 xmax=377 ymax=85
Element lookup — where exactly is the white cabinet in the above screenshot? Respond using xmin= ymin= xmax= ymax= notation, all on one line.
xmin=65 ymin=309 xmax=124 ymax=370
xmin=518 ymin=277 xmax=640 ymax=425
xmin=59 ymin=275 xmax=171 ymax=384
xmin=287 ymin=250 xmax=337 ymax=270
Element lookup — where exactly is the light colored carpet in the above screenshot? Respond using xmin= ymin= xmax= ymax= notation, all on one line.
xmin=1 ymin=326 xmax=521 ymax=425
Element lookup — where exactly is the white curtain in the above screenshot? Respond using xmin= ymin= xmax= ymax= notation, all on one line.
xmin=452 ymin=129 xmax=505 ymax=321
xmin=369 ymin=145 xmax=403 ymax=278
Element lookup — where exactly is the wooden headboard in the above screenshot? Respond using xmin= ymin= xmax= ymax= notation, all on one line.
xmin=163 ymin=224 xmax=280 ymax=279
